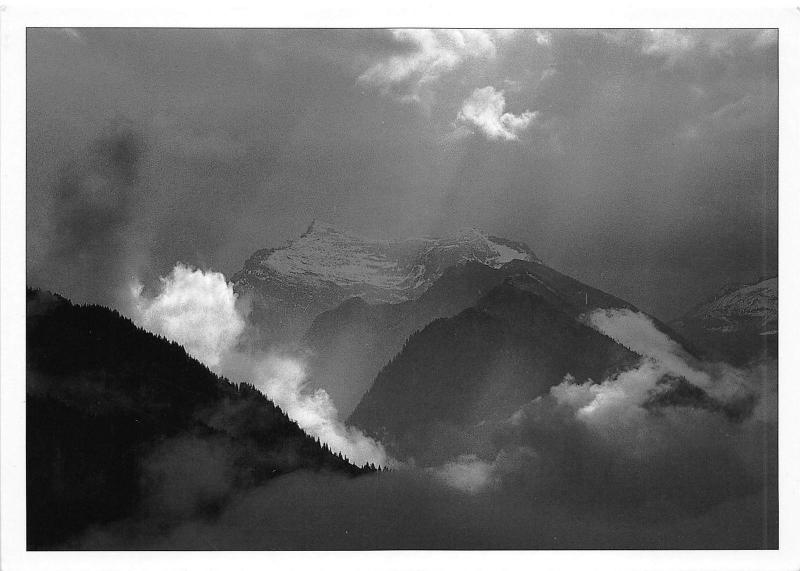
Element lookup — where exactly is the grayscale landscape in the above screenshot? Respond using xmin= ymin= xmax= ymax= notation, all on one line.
xmin=25 ymin=28 xmax=777 ymax=550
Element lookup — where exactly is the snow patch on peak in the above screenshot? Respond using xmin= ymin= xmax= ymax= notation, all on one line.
xmin=680 ymin=276 xmax=777 ymax=334
xmin=258 ymin=223 xmax=407 ymax=294
xmin=235 ymin=222 xmax=540 ymax=306
xmin=491 ymin=242 xmax=529 ymax=265
xmin=702 ymin=277 xmax=777 ymax=321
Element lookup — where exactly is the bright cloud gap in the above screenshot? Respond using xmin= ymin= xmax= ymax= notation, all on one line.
xmin=457 ymin=86 xmax=537 ymax=141
xmin=358 ymin=29 xmax=498 ymax=104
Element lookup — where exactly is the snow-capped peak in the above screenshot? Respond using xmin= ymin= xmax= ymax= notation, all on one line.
xmin=233 ymin=221 xmax=540 ymax=304
xmin=701 ymin=277 xmax=777 ymax=320
xmin=681 ymin=277 xmax=777 ymax=333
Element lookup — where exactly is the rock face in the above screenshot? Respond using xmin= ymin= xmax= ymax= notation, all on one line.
xmin=679 ymin=277 xmax=777 ymax=333
xmin=230 ymin=221 xmax=539 ymax=345
xmin=671 ymin=277 xmax=777 ymax=364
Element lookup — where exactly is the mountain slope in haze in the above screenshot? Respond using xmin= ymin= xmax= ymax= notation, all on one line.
xmin=303 ymin=262 xmax=503 ymax=416
xmin=347 ymin=278 xmax=643 ymax=465
xmin=305 ymin=259 xmax=685 ymax=417
xmin=26 ymin=289 xmax=371 ymax=549
xmin=230 ymin=221 xmax=539 ymax=345
xmin=671 ymin=277 xmax=777 ymax=365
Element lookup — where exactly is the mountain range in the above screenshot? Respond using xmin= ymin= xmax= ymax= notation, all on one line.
xmin=26 ymin=222 xmax=777 ymax=548
xmin=232 ymin=222 xmax=750 ymax=465
xmin=231 ymin=221 xmax=539 ymax=346
xmin=303 ymin=258 xmax=646 ymax=417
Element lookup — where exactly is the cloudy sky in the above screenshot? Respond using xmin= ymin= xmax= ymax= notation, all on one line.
xmin=26 ymin=28 xmax=777 ymax=319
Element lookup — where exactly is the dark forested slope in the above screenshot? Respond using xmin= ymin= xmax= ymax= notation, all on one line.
xmin=26 ymin=289 xmax=371 ymax=549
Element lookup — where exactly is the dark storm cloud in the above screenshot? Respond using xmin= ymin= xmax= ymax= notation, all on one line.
xmin=26 ymin=28 xmax=776 ymax=318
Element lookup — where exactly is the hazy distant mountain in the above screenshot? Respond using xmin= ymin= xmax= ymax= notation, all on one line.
xmin=231 ymin=221 xmax=539 ymax=345
xmin=347 ymin=276 xmax=643 ymax=465
xmin=304 ymin=258 xmax=648 ymax=417
xmin=671 ymin=277 xmax=777 ymax=365
xmin=26 ymin=289 xmax=370 ymax=549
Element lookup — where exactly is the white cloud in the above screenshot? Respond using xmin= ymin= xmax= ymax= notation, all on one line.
xmin=534 ymin=30 xmax=552 ymax=46
xmin=249 ymin=353 xmax=390 ymax=468
xmin=130 ymin=263 xmax=390 ymax=468
xmin=642 ymin=29 xmax=695 ymax=65
xmin=539 ymin=310 xmax=765 ymax=463
xmin=457 ymin=86 xmax=537 ymax=141
xmin=751 ymin=29 xmax=777 ymax=50
xmin=567 ymin=308 xmax=753 ymax=419
xmin=551 ymin=363 xmax=661 ymax=431
xmin=586 ymin=308 xmax=702 ymax=384
xmin=358 ymin=29 xmax=498 ymax=104
xmin=703 ymin=29 xmax=778 ymax=57
xmin=130 ymin=264 xmax=246 ymax=367
xmin=430 ymin=454 xmax=497 ymax=494
xmin=429 ymin=447 xmax=537 ymax=494
xmin=62 ymin=28 xmax=87 ymax=44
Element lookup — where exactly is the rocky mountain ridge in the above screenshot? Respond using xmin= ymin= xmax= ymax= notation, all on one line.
xmin=231 ymin=221 xmax=540 ymax=345
xmin=671 ymin=277 xmax=777 ymax=364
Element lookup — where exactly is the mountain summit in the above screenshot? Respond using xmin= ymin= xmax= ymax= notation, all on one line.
xmin=231 ymin=222 xmax=539 ymax=344
xmin=671 ymin=277 xmax=777 ymax=364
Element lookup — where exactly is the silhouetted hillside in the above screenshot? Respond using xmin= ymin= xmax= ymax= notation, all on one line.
xmin=26 ymin=289 xmax=372 ymax=549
